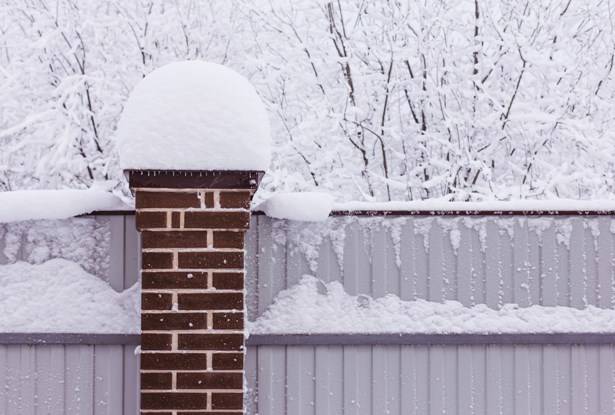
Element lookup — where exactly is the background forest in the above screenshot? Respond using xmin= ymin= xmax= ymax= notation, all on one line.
xmin=1 ymin=0 xmax=614 ymax=201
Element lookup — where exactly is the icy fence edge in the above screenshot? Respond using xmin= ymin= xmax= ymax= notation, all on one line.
xmin=247 ymin=333 xmax=615 ymax=345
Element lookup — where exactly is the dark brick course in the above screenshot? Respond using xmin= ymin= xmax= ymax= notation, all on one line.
xmin=184 ymin=211 xmax=249 ymax=229
xmin=142 ymin=231 xmax=209 ymax=248
xmin=141 ymin=333 xmax=172 ymax=351
xmin=212 ymin=353 xmax=243 ymax=370
xmin=213 ymin=312 xmax=244 ymax=330
xmin=141 ymin=392 xmax=208 ymax=410
xmin=142 ymin=271 xmax=208 ymax=289
xmin=178 ymin=251 xmax=243 ymax=269
xmin=178 ymin=293 xmax=243 ymax=310
xmin=177 ymin=372 xmax=243 ymax=389
xmin=141 ymin=353 xmax=208 ymax=370
xmin=178 ymin=334 xmax=244 ymax=351
xmin=142 ymin=313 xmax=207 ymax=331
xmin=142 ymin=293 xmax=173 ymax=310
xmin=136 ymin=191 xmax=200 ymax=209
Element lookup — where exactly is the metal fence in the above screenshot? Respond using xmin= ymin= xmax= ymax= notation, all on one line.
xmin=1 ymin=212 xmax=615 ymax=414
xmin=0 ymin=215 xmax=140 ymax=414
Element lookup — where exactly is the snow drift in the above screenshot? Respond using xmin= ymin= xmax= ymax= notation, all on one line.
xmin=249 ymin=276 xmax=615 ymax=334
xmin=0 ymin=259 xmax=138 ymax=333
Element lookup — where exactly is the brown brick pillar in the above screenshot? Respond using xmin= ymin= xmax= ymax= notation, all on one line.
xmin=129 ymin=170 xmax=262 ymax=415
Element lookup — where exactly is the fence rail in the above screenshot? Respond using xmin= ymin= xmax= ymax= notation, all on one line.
xmin=247 ymin=333 xmax=615 ymax=346
xmin=0 ymin=333 xmax=140 ymax=345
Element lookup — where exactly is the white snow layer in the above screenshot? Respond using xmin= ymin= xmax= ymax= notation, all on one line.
xmin=249 ymin=276 xmax=615 ymax=334
xmin=0 ymin=259 xmax=138 ymax=333
xmin=333 ymin=199 xmax=615 ymax=212
xmin=258 ymin=192 xmax=334 ymax=221
xmin=0 ymin=189 xmax=126 ymax=223
xmin=117 ymin=61 xmax=271 ymax=171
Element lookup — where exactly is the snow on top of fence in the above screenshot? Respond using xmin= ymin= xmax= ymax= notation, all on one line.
xmin=332 ymin=198 xmax=615 ymax=213
xmin=254 ymin=194 xmax=615 ymax=221
xmin=0 ymin=259 xmax=138 ymax=333
xmin=257 ymin=192 xmax=334 ymax=221
xmin=117 ymin=60 xmax=271 ymax=171
xmin=0 ymin=188 xmax=127 ymax=223
xmin=248 ymin=275 xmax=615 ymax=335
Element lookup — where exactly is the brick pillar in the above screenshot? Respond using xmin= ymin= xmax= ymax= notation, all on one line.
xmin=129 ymin=170 xmax=262 ymax=415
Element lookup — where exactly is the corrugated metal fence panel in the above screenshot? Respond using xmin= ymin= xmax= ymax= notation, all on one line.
xmin=248 ymin=215 xmax=615 ymax=316
xmin=0 ymin=344 xmax=138 ymax=415
xmin=0 ymin=216 xmax=140 ymax=414
xmin=3 ymin=213 xmax=615 ymax=414
xmin=3 ymin=213 xmax=613 ymax=311
xmin=246 ymin=215 xmax=615 ymax=414
xmin=246 ymin=344 xmax=615 ymax=415
xmin=0 ymin=215 xmax=140 ymax=292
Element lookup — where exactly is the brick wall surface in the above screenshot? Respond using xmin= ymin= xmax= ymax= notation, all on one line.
xmin=134 ymin=180 xmax=255 ymax=415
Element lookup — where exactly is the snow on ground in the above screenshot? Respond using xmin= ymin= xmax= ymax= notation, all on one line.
xmin=249 ymin=276 xmax=615 ymax=335
xmin=0 ymin=189 xmax=127 ymax=223
xmin=117 ymin=61 xmax=271 ymax=171
xmin=0 ymin=259 xmax=138 ymax=333
xmin=257 ymin=192 xmax=334 ymax=221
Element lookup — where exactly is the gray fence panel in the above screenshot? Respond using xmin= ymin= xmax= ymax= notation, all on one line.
xmin=247 ymin=343 xmax=615 ymax=415
xmin=4 ymin=213 xmax=615 ymax=414
xmin=123 ymin=215 xmax=140 ymax=289
xmin=247 ymin=215 xmax=615 ymax=312
xmin=0 ymin=345 xmax=138 ymax=415
xmin=286 ymin=346 xmax=315 ymax=414
xmin=242 ymin=214 xmax=615 ymax=415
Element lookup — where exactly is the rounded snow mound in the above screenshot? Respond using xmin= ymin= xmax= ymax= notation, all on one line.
xmin=117 ymin=61 xmax=271 ymax=171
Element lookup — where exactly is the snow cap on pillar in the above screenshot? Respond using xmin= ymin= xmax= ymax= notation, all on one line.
xmin=117 ymin=60 xmax=271 ymax=172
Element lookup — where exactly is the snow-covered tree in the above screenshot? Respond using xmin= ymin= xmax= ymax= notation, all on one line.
xmin=1 ymin=0 xmax=614 ymax=201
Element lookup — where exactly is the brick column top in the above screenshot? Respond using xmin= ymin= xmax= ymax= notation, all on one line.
xmin=128 ymin=170 xmax=264 ymax=190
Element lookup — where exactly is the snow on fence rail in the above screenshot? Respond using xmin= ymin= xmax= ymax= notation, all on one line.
xmin=2 ymin=210 xmax=615 ymax=414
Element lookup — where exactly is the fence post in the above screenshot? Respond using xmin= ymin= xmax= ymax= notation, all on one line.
xmin=128 ymin=170 xmax=262 ymax=414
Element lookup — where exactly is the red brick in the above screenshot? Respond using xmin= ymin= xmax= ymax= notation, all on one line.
xmin=184 ymin=211 xmax=250 ymax=229
xmin=141 ymin=392 xmax=207 ymax=410
xmin=142 ymin=231 xmax=209 ymax=248
xmin=136 ymin=191 xmax=200 ymax=209
xmin=176 ymin=372 xmax=243 ymax=389
xmin=142 ymin=271 xmax=208 ymax=289
xmin=212 ymin=312 xmax=244 ymax=330
xmin=212 ymin=353 xmax=243 ymax=370
xmin=219 ymin=191 xmax=251 ymax=209
xmin=142 ymin=333 xmax=172 ymax=351
xmin=211 ymin=272 xmax=244 ymax=290
xmin=178 ymin=293 xmax=243 ymax=310
xmin=211 ymin=392 xmax=243 ymax=410
xmin=141 ymin=353 xmax=208 ymax=370
xmin=212 ymin=231 xmax=244 ymax=249
xmin=204 ymin=192 xmax=214 ymax=208
xmin=178 ymin=252 xmax=243 ymax=269
xmin=137 ymin=211 xmax=167 ymax=230
xmin=142 ymin=293 xmax=172 ymax=310
xmin=178 ymin=334 xmax=244 ymax=351
xmin=143 ymin=412 xmax=173 ymax=415
xmin=171 ymin=211 xmax=181 ymax=228
xmin=142 ymin=252 xmax=173 ymax=269
xmin=142 ymin=313 xmax=207 ymax=330
xmin=141 ymin=372 xmax=172 ymax=390
xmin=178 ymin=412 xmax=243 ymax=415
